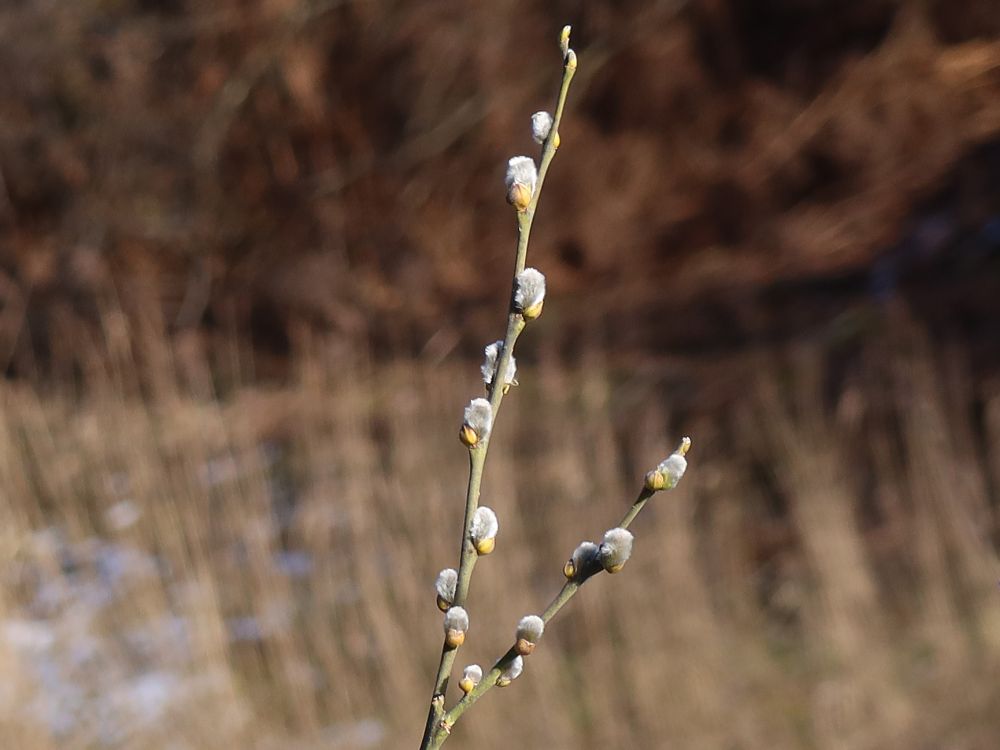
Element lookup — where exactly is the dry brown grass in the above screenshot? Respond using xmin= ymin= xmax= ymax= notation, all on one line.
xmin=1 ymin=312 xmax=999 ymax=749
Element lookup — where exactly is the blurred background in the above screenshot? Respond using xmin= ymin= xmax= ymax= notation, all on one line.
xmin=2 ymin=0 xmax=1000 ymax=748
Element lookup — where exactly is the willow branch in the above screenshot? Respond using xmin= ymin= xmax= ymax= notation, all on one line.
xmin=418 ymin=38 xmax=577 ymax=750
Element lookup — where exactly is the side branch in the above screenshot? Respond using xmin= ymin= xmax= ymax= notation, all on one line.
xmin=435 ymin=433 xmax=691 ymax=743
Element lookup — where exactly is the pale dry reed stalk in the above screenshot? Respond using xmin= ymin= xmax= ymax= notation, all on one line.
xmin=418 ymin=26 xmax=692 ymax=750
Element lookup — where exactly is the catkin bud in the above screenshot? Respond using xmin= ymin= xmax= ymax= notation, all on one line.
xmin=531 ymin=111 xmax=558 ymax=148
xmin=566 ymin=49 xmax=577 ymax=71
xmin=514 ymin=268 xmax=546 ymax=320
xmin=459 ymin=664 xmax=482 ymax=695
xmin=559 ymin=26 xmax=571 ymax=57
xmin=515 ymin=615 xmax=545 ymax=656
xmin=435 ymin=568 xmax=457 ymax=611
xmin=644 ymin=437 xmax=691 ymax=491
xmin=598 ymin=528 xmax=634 ymax=574
xmin=461 ymin=398 xmax=493 ymax=447
xmin=497 ymin=655 xmax=524 ymax=687
xmin=471 ymin=506 xmax=499 ymax=555
xmin=505 ymin=156 xmax=537 ymax=212
xmin=444 ymin=606 xmax=470 ymax=649
xmin=564 ymin=540 xmax=599 ymax=580
xmin=481 ymin=341 xmax=517 ymax=389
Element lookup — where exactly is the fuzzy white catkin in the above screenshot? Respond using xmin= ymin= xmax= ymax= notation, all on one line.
xmin=462 ymin=664 xmax=483 ymax=684
xmin=599 ymin=528 xmax=634 ymax=570
xmin=481 ymin=341 xmax=517 ymax=387
xmin=514 ymin=268 xmax=546 ymax=312
xmin=657 ymin=453 xmax=688 ymax=489
xmin=572 ymin=541 xmax=599 ymax=570
xmin=435 ymin=568 xmax=457 ymax=603
xmin=516 ymin=615 xmax=545 ymax=643
xmin=471 ymin=506 xmax=498 ymax=542
xmin=444 ymin=606 xmax=470 ymax=634
xmin=499 ymin=655 xmax=523 ymax=683
xmin=463 ymin=398 xmax=493 ymax=439
xmin=505 ymin=156 xmax=538 ymax=192
xmin=531 ymin=111 xmax=553 ymax=144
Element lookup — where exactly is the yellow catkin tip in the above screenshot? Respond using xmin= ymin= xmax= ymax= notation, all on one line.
xmin=553 ymin=132 xmax=561 ymax=149
xmin=678 ymin=436 xmax=692 ymax=456
xmin=459 ymin=425 xmax=479 ymax=447
xmin=446 ymin=630 xmax=466 ymax=649
xmin=563 ymin=559 xmax=576 ymax=580
xmin=507 ymin=182 xmax=531 ymax=211
xmin=497 ymin=676 xmax=512 ymax=688
xmin=515 ymin=638 xmax=535 ymax=656
xmin=459 ymin=678 xmax=475 ymax=695
xmin=606 ymin=562 xmax=625 ymax=574
xmin=644 ymin=469 xmax=666 ymax=492
xmin=560 ymin=26 xmax=571 ymax=48
xmin=436 ymin=595 xmax=451 ymax=612
xmin=475 ymin=537 xmax=496 ymax=555
xmin=521 ymin=301 xmax=544 ymax=320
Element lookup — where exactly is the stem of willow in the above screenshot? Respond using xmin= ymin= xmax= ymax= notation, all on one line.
xmin=418 ymin=45 xmax=577 ymax=750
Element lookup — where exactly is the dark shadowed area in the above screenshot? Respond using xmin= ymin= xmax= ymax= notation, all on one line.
xmin=1 ymin=1 xmax=999 ymax=749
